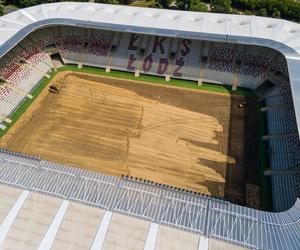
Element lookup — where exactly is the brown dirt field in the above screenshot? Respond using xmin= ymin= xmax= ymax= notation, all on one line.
xmin=0 ymin=71 xmax=259 ymax=201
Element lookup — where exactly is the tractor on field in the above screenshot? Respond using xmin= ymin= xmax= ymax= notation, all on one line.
xmin=49 ymin=84 xmax=61 ymax=94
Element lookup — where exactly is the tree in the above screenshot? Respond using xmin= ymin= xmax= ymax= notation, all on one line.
xmin=272 ymin=8 xmax=281 ymax=18
xmin=19 ymin=0 xmax=38 ymax=7
xmin=211 ymin=0 xmax=232 ymax=14
xmin=176 ymin=0 xmax=208 ymax=11
xmin=231 ymin=8 xmax=240 ymax=14
xmin=244 ymin=10 xmax=252 ymax=15
xmin=258 ymin=8 xmax=267 ymax=17
xmin=157 ymin=0 xmax=171 ymax=8
xmin=175 ymin=0 xmax=187 ymax=10
xmin=117 ymin=0 xmax=131 ymax=4
xmin=94 ymin=0 xmax=120 ymax=4
xmin=189 ymin=0 xmax=208 ymax=12
xmin=0 ymin=1 xmax=3 ymax=16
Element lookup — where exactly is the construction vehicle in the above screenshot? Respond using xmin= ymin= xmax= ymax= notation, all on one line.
xmin=49 ymin=84 xmax=61 ymax=94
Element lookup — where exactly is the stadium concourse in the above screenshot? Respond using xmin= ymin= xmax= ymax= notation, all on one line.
xmin=0 ymin=1 xmax=299 ymax=249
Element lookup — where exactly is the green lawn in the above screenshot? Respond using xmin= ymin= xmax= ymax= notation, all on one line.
xmin=57 ymin=64 xmax=256 ymax=98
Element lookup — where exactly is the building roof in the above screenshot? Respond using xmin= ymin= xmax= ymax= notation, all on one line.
xmin=0 ymin=183 xmax=246 ymax=250
xmin=0 ymin=4 xmax=300 ymax=248
xmin=0 ymin=150 xmax=300 ymax=249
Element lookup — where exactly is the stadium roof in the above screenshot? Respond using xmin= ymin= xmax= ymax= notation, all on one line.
xmin=0 ymin=183 xmax=245 ymax=250
xmin=0 ymin=150 xmax=300 ymax=249
xmin=0 ymin=2 xmax=300 ymax=135
xmin=0 ymin=2 xmax=300 ymax=55
xmin=1 ymin=3 xmax=300 ymax=249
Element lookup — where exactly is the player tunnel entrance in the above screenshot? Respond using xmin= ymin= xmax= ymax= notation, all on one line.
xmin=49 ymin=52 xmax=64 ymax=68
xmin=44 ymin=44 xmax=64 ymax=68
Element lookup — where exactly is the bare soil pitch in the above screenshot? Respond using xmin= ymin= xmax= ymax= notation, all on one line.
xmin=0 ymin=71 xmax=259 ymax=203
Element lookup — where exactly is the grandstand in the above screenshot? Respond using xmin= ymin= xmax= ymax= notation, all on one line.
xmin=0 ymin=2 xmax=299 ymax=249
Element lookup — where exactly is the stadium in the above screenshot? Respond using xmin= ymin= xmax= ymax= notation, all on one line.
xmin=0 ymin=1 xmax=299 ymax=249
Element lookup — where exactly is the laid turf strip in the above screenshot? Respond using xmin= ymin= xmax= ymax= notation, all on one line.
xmin=55 ymin=65 xmax=256 ymax=98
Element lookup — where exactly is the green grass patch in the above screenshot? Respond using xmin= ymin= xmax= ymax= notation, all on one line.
xmin=57 ymin=64 xmax=256 ymax=98
xmin=257 ymin=103 xmax=273 ymax=211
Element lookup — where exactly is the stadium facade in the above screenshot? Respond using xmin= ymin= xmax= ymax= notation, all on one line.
xmin=0 ymin=2 xmax=299 ymax=249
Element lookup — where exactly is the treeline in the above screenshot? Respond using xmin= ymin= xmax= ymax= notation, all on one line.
xmin=177 ymin=0 xmax=300 ymax=21
xmin=3 ymin=0 xmax=300 ymax=22
xmin=231 ymin=0 xmax=300 ymax=20
xmin=3 ymin=1 xmax=130 ymax=8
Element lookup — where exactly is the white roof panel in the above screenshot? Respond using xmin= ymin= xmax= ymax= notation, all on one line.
xmin=1 ymin=184 xmax=237 ymax=250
